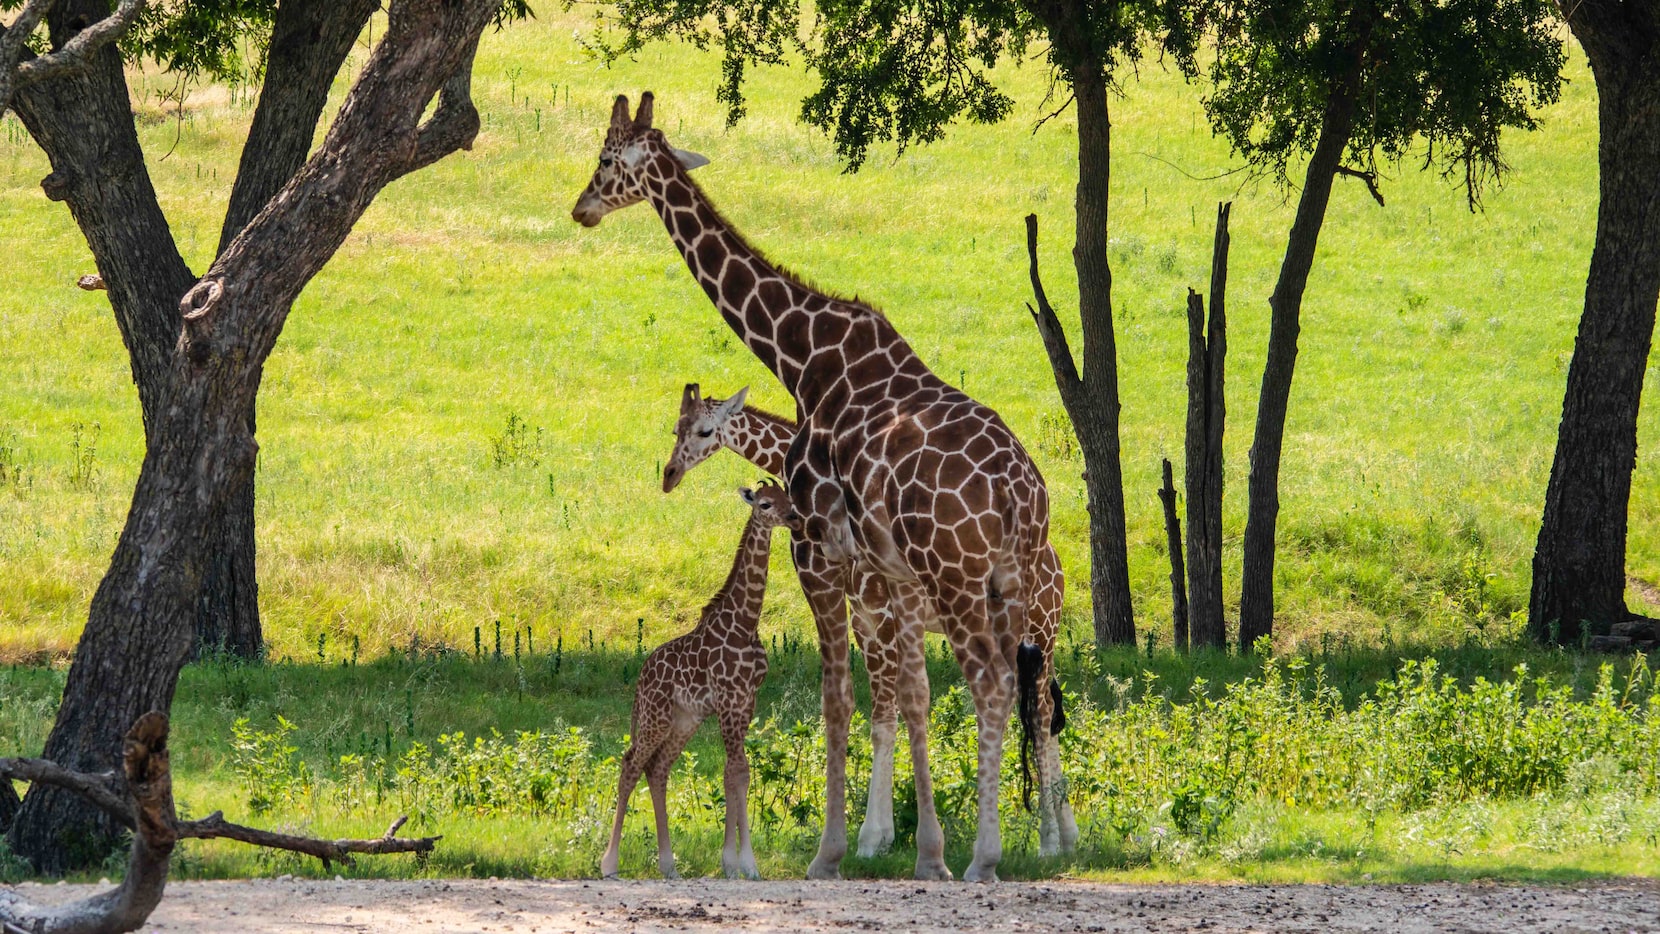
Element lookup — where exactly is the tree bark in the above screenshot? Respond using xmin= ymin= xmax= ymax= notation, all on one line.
xmin=1185 ymin=203 xmax=1229 ymax=649
xmin=1237 ymin=70 xmax=1360 ymax=654
xmin=191 ymin=0 xmax=380 ymax=661
xmin=1530 ymin=1 xmax=1660 ymax=645
xmin=1158 ymin=458 xmax=1188 ymax=650
xmin=1070 ymin=66 xmax=1135 ymax=645
xmin=5 ymin=0 xmax=490 ymax=873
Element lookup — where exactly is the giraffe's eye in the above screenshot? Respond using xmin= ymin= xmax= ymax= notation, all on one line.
xmin=697 ymin=428 xmax=714 ymax=438
xmin=760 ymin=502 xmax=772 ymax=510
xmin=599 ymin=155 xmax=613 ymax=169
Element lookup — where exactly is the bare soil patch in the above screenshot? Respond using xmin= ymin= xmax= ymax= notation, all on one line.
xmin=10 ymin=877 xmax=1659 ymax=933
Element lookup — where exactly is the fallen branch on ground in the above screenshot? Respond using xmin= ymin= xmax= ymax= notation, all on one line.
xmin=0 ymin=713 xmax=441 ymax=934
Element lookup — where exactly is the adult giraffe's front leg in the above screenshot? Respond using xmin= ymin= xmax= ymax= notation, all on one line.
xmin=795 ymin=536 xmax=855 ymax=880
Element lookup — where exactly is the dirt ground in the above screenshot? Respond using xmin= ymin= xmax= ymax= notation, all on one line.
xmin=10 ymin=877 xmax=1660 ymax=933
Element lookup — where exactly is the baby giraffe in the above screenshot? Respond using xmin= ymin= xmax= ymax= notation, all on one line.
xmin=601 ymin=480 xmax=801 ymax=880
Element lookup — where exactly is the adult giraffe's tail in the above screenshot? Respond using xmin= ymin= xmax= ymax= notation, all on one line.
xmin=1016 ymin=641 xmax=1044 ymax=811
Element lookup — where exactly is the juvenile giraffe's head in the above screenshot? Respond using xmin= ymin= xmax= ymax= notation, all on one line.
xmin=740 ymin=479 xmax=802 ymax=532
xmin=663 ymin=383 xmax=749 ymax=493
xmin=571 ymin=93 xmax=709 ymax=227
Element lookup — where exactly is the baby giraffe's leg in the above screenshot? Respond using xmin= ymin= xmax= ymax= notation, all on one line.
xmin=600 ymin=742 xmax=650 ymax=878
xmin=645 ymin=715 xmax=700 ymax=880
xmin=718 ymin=702 xmax=761 ymax=879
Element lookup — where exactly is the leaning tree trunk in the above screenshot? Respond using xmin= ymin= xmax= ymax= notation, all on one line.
xmin=1530 ymin=3 xmax=1660 ymax=645
xmin=1236 ymin=75 xmax=1359 ymax=654
xmin=5 ymin=0 xmax=492 ymax=872
xmin=191 ymin=0 xmax=381 ymax=661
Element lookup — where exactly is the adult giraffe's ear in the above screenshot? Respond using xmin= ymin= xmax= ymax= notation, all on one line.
xmin=610 ymin=95 xmax=631 ymax=132
xmin=672 ymin=148 xmax=710 ymax=171
xmin=714 ymin=386 xmax=749 ymax=422
xmin=633 ymin=92 xmax=655 ymax=129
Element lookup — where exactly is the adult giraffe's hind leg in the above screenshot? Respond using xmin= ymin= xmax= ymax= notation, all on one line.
xmin=888 ymin=577 xmax=952 ymax=881
xmin=795 ymin=537 xmax=855 ymax=880
xmin=600 ymin=742 xmax=649 ymax=878
xmin=853 ymin=570 xmax=899 ymax=858
xmin=947 ymin=578 xmax=1018 ymax=884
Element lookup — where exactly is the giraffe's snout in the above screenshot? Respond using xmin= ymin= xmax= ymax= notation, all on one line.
xmin=571 ymin=189 xmax=605 ymax=227
xmin=662 ymin=463 xmax=682 ymax=493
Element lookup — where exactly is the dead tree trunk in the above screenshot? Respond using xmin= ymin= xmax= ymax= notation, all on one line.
xmin=1185 ymin=203 xmax=1230 ymax=650
xmin=0 ymin=713 xmax=439 ymax=934
xmin=1158 ymin=458 xmax=1188 ymax=651
xmin=5 ymin=0 xmax=494 ymax=873
xmin=1529 ymin=0 xmax=1660 ymax=645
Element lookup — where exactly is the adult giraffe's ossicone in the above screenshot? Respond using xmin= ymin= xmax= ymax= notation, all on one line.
xmin=573 ymin=93 xmax=1064 ymax=881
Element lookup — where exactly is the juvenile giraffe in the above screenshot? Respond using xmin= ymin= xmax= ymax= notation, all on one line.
xmin=599 ymin=481 xmax=801 ymax=880
xmin=575 ymin=94 xmax=1057 ymax=880
xmin=663 ymin=383 xmax=1078 ymax=857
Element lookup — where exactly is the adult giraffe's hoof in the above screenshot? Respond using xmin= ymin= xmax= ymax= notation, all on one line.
xmin=963 ymin=861 xmax=999 ymax=883
xmin=805 ymin=857 xmax=843 ymax=880
xmin=913 ymin=858 xmax=953 ymax=882
xmin=855 ymin=822 xmax=894 ymax=858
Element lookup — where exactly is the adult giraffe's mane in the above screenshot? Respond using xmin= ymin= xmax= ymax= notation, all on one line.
xmin=654 ymin=132 xmax=888 ymax=324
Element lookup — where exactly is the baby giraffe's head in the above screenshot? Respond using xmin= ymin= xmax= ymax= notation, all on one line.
xmin=739 ymin=479 xmax=802 ymax=532
xmin=570 ymin=92 xmax=709 ymax=227
xmin=663 ymin=383 xmax=749 ymax=493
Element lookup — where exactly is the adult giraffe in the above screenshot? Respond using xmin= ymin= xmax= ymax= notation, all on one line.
xmin=662 ymin=384 xmax=1078 ymax=860
xmin=573 ymin=94 xmax=1054 ymax=882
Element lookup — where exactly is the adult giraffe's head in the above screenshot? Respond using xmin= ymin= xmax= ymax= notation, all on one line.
xmin=663 ymin=383 xmax=748 ymax=493
xmin=571 ymin=93 xmax=709 ymax=227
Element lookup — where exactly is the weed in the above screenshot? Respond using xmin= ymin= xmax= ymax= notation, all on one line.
xmin=490 ymin=413 xmax=544 ymax=469
xmin=68 ymin=421 xmax=99 ymax=490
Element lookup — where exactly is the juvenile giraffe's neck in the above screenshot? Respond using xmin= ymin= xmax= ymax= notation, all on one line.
xmin=720 ymin=407 xmax=797 ymax=477
xmin=700 ymin=511 xmax=776 ymax=637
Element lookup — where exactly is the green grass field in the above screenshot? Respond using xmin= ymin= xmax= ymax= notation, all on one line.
xmin=0 ymin=13 xmax=1634 ymax=660
xmin=2 ymin=12 xmax=1658 ymax=884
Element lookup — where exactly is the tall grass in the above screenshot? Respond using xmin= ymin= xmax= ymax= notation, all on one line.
xmin=0 ymin=11 xmax=1632 ymax=660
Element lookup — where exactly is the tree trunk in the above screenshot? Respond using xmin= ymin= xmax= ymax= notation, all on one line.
xmin=6 ymin=0 xmax=490 ymax=873
xmin=191 ymin=0 xmax=381 ymax=662
xmin=1237 ymin=76 xmax=1359 ymax=654
xmin=1530 ymin=3 xmax=1660 ymax=645
xmin=1185 ymin=204 xmax=1229 ymax=649
xmin=1158 ymin=458 xmax=1188 ymax=650
xmin=1069 ymin=66 xmax=1135 ymax=645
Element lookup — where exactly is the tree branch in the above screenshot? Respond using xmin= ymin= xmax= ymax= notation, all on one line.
xmin=1 ymin=714 xmax=441 ymax=934
xmin=8 ymin=0 xmax=145 ymax=96
xmin=0 ymin=0 xmax=55 ymax=113
xmin=0 ymin=759 xmax=133 ymax=830
xmin=1024 ymin=213 xmax=1084 ymax=413
xmin=1335 ymin=164 xmax=1385 ymax=206
xmin=176 ymin=813 xmax=441 ymax=870
xmin=403 ymin=37 xmax=482 ymax=178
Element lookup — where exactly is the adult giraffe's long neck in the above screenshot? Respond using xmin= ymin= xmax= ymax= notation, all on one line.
xmin=721 ymin=407 xmax=797 ymax=477
xmin=702 ymin=511 xmax=776 ymax=635
xmin=641 ymin=143 xmax=817 ymax=398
